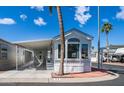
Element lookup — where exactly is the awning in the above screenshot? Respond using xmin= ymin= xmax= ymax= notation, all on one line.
xmin=14 ymin=39 xmax=52 ymax=49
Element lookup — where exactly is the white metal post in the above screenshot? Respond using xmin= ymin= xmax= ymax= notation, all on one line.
xmin=79 ymin=43 xmax=81 ymax=63
xmin=16 ymin=45 xmax=18 ymax=70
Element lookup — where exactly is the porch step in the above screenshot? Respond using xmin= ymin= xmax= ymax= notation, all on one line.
xmin=46 ymin=63 xmax=54 ymax=70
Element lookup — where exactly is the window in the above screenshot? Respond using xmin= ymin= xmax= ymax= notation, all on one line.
xmin=68 ymin=38 xmax=80 ymax=42
xmin=0 ymin=44 xmax=8 ymax=60
xmin=82 ymin=44 xmax=88 ymax=59
xmin=58 ymin=44 xmax=61 ymax=58
xmin=25 ymin=51 xmax=33 ymax=62
xmin=58 ymin=44 xmax=65 ymax=58
xmin=68 ymin=44 xmax=79 ymax=58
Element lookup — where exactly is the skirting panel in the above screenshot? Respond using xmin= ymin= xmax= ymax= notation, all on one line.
xmin=54 ymin=60 xmax=91 ymax=73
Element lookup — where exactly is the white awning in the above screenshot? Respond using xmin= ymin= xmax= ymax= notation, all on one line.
xmin=14 ymin=39 xmax=52 ymax=49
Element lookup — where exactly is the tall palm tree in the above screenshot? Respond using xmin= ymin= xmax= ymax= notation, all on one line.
xmin=101 ymin=22 xmax=112 ymax=63
xmin=49 ymin=6 xmax=65 ymax=75
xmin=97 ymin=6 xmax=101 ymax=69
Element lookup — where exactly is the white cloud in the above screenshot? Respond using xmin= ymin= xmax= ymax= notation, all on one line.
xmin=20 ymin=14 xmax=27 ymax=21
xmin=31 ymin=6 xmax=44 ymax=11
xmin=0 ymin=18 xmax=16 ymax=25
xmin=102 ymin=18 xmax=109 ymax=22
xmin=74 ymin=6 xmax=92 ymax=27
xmin=34 ymin=17 xmax=46 ymax=26
xmin=116 ymin=6 xmax=124 ymax=20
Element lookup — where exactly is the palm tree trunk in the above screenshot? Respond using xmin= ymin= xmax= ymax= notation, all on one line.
xmin=106 ymin=32 xmax=109 ymax=62
xmin=56 ymin=6 xmax=65 ymax=75
xmin=97 ymin=6 xmax=101 ymax=69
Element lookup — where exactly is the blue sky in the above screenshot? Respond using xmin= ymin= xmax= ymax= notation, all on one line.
xmin=100 ymin=6 xmax=124 ymax=48
xmin=0 ymin=6 xmax=124 ymax=48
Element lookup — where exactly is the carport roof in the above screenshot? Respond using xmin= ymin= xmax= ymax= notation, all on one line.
xmin=14 ymin=39 xmax=52 ymax=49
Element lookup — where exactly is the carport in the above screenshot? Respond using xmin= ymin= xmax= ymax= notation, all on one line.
xmin=15 ymin=39 xmax=53 ymax=70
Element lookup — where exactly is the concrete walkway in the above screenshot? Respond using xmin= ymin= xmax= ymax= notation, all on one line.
xmin=103 ymin=62 xmax=124 ymax=66
xmin=0 ymin=69 xmax=52 ymax=78
xmin=93 ymin=61 xmax=124 ymax=67
xmin=0 ymin=69 xmax=119 ymax=83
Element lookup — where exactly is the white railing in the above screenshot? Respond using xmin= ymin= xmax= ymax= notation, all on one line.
xmin=35 ymin=55 xmax=43 ymax=67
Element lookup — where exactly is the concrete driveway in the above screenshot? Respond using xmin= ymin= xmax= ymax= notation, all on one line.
xmin=0 ymin=69 xmax=52 ymax=79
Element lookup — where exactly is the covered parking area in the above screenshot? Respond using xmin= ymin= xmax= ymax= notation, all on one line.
xmin=15 ymin=39 xmax=53 ymax=70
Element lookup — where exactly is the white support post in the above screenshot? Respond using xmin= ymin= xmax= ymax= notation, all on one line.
xmin=32 ymin=50 xmax=34 ymax=64
xmin=79 ymin=43 xmax=82 ymax=63
xmin=65 ymin=40 xmax=68 ymax=63
xmin=16 ymin=45 xmax=18 ymax=70
xmin=65 ymin=40 xmax=68 ymax=72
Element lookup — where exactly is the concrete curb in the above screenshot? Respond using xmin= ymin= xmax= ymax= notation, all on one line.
xmin=49 ymin=72 xmax=119 ymax=83
xmin=107 ymin=71 xmax=119 ymax=76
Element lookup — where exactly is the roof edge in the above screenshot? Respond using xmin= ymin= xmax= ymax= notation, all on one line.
xmin=13 ymin=38 xmax=52 ymax=44
xmin=53 ymin=28 xmax=94 ymax=39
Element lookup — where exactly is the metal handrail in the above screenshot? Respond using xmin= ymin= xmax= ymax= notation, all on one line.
xmin=34 ymin=55 xmax=44 ymax=67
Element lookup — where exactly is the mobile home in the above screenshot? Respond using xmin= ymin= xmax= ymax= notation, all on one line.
xmin=16 ymin=28 xmax=93 ymax=73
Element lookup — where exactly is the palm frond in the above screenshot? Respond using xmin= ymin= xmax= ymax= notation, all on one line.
xmin=101 ymin=28 xmax=104 ymax=32
xmin=101 ymin=22 xmax=112 ymax=33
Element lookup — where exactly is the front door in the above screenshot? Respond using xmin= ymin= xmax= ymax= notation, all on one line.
xmin=38 ymin=51 xmax=44 ymax=62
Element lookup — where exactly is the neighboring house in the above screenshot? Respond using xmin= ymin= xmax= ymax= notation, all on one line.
xmin=101 ymin=44 xmax=124 ymax=58
xmin=0 ymin=28 xmax=93 ymax=73
xmin=0 ymin=39 xmax=33 ymax=70
xmin=91 ymin=48 xmax=98 ymax=62
xmin=91 ymin=44 xmax=124 ymax=62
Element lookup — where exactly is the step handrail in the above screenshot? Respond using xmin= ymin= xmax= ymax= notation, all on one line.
xmin=35 ymin=55 xmax=44 ymax=67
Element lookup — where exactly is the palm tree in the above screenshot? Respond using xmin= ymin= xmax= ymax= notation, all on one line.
xmin=49 ymin=6 xmax=65 ymax=75
xmin=97 ymin=6 xmax=100 ymax=69
xmin=101 ymin=22 xmax=112 ymax=63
